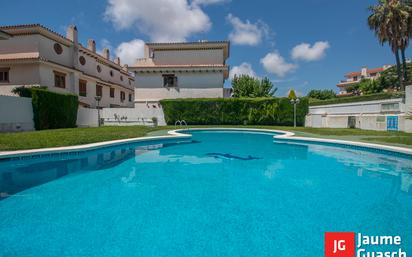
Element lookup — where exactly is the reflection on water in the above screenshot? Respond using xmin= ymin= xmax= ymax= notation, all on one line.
xmin=0 ymin=139 xmax=195 ymax=200
xmin=305 ymin=143 xmax=412 ymax=195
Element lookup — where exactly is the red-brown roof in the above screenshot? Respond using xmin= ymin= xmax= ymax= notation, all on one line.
xmin=367 ymin=67 xmax=384 ymax=74
xmin=130 ymin=64 xmax=227 ymax=69
xmin=345 ymin=72 xmax=361 ymax=77
xmin=345 ymin=67 xmax=385 ymax=77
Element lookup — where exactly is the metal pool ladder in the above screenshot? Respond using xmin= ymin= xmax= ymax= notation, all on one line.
xmin=175 ymin=120 xmax=188 ymax=129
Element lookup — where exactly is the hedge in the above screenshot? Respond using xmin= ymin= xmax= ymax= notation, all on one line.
xmin=160 ymin=97 xmax=309 ymax=126
xmin=31 ymin=88 xmax=79 ymax=130
xmin=309 ymin=92 xmax=404 ymax=106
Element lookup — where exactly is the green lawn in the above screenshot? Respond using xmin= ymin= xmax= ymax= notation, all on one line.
xmin=0 ymin=126 xmax=157 ymax=151
xmin=0 ymin=125 xmax=411 ymax=151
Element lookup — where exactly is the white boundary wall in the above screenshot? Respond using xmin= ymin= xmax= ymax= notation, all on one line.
xmin=77 ymin=107 xmax=99 ymax=127
xmin=306 ymin=85 xmax=412 ymax=132
xmin=0 ymin=95 xmax=34 ymax=132
xmin=101 ymin=103 xmax=166 ymax=126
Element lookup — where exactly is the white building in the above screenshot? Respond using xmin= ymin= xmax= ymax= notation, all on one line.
xmin=305 ymin=86 xmax=412 ymax=132
xmin=337 ymin=65 xmax=391 ymax=96
xmin=129 ymin=41 xmax=230 ymax=107
xmin=0 ymin=24 xmax=135 ymax=108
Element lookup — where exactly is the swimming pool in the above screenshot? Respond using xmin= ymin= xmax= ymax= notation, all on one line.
xmin=0 ymin=129 xmax=411 ymax=256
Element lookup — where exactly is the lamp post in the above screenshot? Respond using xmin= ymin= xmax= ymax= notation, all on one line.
xmin=290 ymin=98 xmax=300 ymax=128
xmin=95 ymin=96 xmax=102 ymax=127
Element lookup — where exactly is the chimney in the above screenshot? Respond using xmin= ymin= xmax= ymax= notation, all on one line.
xmin=114 ymin=57 xmax=121 ymax=65
xmin=103 ymin=48 xmax=110 ymax=60
xmin=66 ymin=25 xmax=78 ymax=45
xmin=87 ymin=39 xmax=96 ymax=53
xmin=361 ymin=67 xmax=368 ymax=77
xmin=123 ymin=64 xmax=128 ymax=72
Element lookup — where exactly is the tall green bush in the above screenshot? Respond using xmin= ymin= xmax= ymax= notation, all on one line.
xmin=310 ymin=92 xmax=404 ymax=106
xmin=31 ymin=88 xmax=78 ymax=130
xmin=160 ymin=97 xmax=308 ymax=126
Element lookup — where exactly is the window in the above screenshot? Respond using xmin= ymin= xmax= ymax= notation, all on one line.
xmin=376 ymin=116 xmax=386 ymax=122
xmin=163 ymin=74 xmax=177 ymax=87
xmin=129 ymin=79 xmax=132 ymax=86
xmin=53 ymin=43 xmax=63 ymax=55
xmin=79 ymin=56 xmax=86 ymax=65
xmin=110 ymin=88 xmax=115 ymax=98
xmin=120 ymin=75 xmax=123 ymax=81
xmin=128 ymin=93 xmax=132 ymax=102
xmin=54 ymin=71 xmax=66 ymax=88
xmin=381 ymin=103 xmax=399 ymax=112
xmin=96 ymin=85 xmax=103 ymax=97
xmin=0 ymin=68 xmax=10 ymax=83
xmin=110 ymin=70 xmax=114 ymax=77
xmin=79 ymin=80 xmax=87 ymax=97
xmin=97 ymin=65 xmax=101 ymax=73
xmin=120 ymin=91 xmax=125 ymax=102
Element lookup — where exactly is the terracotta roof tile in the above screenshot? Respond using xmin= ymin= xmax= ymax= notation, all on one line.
xmin=367 ymin=67 xmax=384 ymax=73
xmin=0 ymin=52 xmax=41 ymax=61
xmin=131 ymin=64 xmax=227 ymax=69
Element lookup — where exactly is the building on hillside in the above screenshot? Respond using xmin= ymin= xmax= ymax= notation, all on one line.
xmin=0 ymin=24 xmax=134 ymax=108
xmin=129 ymin=41 xmax=230 ymax=108
xmin=337 ymin=65 xmax=391 ymax=96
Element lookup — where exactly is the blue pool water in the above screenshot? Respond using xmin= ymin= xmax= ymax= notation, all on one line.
xmin=0 ymin=130 xmax=412 ymax=257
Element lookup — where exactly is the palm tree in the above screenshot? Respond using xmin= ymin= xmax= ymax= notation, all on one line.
xmin=399 ymin=0 xmax=412 ymax=82
xmin=368 ymin=0 xmax=410 ymax=91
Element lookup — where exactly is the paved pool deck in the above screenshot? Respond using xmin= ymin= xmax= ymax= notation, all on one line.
xmin=147 ymin=128 xmax=412 ymax=149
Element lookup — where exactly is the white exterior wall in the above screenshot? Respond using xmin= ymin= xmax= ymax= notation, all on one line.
xmin=0 ymin=34 xmax=39 ymax=54
xmin=101 ymin=105 xmax=165 ymax=126
xmin=0 ymin=63 xmax=41 ymax=96
xmin=134 ymin=72 xmax=224 ymax=100
xmin=0 ymin=29 xmax=134 ymax=108
xmin=154 ymin=49 xmax=224 ymax=65
xmin=0 ymin=95 xmax=34 ymax=132
xmin=308 ymin=98 xmax=404 ymax=115
xmin=77 ymin=107 xmax=99 ymax=127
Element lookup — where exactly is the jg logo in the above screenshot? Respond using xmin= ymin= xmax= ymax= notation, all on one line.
xmin=325 ymin=232 xmax=355 ymax=257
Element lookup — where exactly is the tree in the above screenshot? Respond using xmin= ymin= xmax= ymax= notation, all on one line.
xmin=231 ymin=75 xmax=277 ymax=97
xmin=400 ymin=0 xmax=412 ymax=82
xmin=368 ymin=0 xmax=411 ymax=91
xmin=379 ymin=61 xmax=412 ymax=88
xmin=358 ymin=79 xmax=384 ymax=94
xmin=307 ymin=89 xmax=336 ymax=100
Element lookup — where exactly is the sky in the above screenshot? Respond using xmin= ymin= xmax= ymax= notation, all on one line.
xmin=2 ymin=0 xmax=411 ymax=96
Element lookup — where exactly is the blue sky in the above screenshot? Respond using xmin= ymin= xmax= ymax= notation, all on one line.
xmin=3 ymin=0 xmax=411 ymax=96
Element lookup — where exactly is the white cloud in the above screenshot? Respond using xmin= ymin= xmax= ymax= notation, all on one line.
xmin=115 ymin=39 xmax=146 ymax=65
xmin=192 ymin=0 xmax=229 ymax=5
xmin=291 ymin=41 xmax=330 ymax=61
xmin=229 ymin=62 xmax=257 ymax=79
xmin=105 ymin=0 xmax=212 ymax=42
xmin=260 ymin=52 xmax=297 ymax=77
xmin=226 ymin=14 xmax=269 ymax=46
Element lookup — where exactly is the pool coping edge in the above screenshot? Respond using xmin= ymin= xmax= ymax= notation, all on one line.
xmin=0 ymin=128 xmax=411 ymax=159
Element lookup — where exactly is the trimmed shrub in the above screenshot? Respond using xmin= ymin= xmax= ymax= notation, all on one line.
xmin=160 ymin=97 xmax=309 ymax=126
xmin=310 ymin=92 xmax=404 ymax=106
xmin=31 ymin=88 xmax=79 ymax=130
xmin=11 ymin=86 xmax=48 ymax=98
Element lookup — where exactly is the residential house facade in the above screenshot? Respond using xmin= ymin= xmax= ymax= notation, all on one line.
xmin=336 ymin=65 xmax=391 ymax=96
xmin=0 ymin=24 xmax=134 ymax=108
xmin=129 ymin=41 xmax=230 ymax=107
